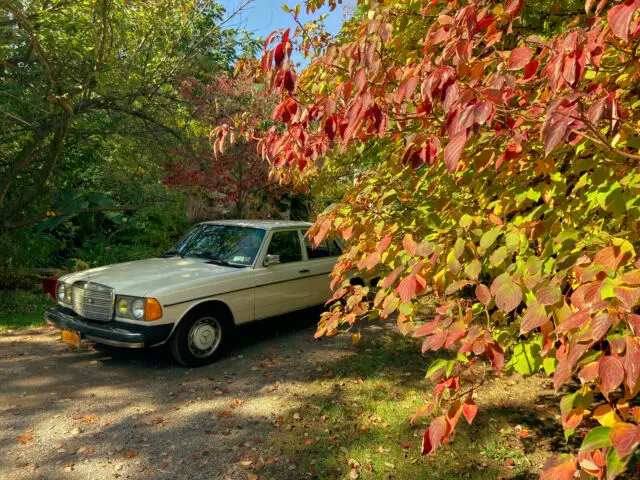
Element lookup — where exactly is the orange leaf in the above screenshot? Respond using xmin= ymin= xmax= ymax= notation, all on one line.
xmin=16 ymin=432 xmax=34 ymax=445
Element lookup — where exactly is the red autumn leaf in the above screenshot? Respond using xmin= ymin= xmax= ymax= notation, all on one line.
xmin=413 ymin=318 xmax=439 ymax=337
xmin=475 ymin=283 xmax=492 ymax=305
xmin=396 ymin=275 xmax=418 ymax=303
xmin=462 ymin=399 xmax=478 ymax=424
xmin=495 ymin=281 xmax=522 ymax=312
xmin=578 ymin=360 xmax=600 ymax=383
xmin=411 ymin=402 xmax=434 ymax=425
xmin=444 ymin=130 xmax=468 ymax=173
xmin=523 ymin=60 xmax=539 ymax=79
xmin=614 ymin=286 xmax=640 ymax=310
xmin=608 ymin=0 xmax=637 ymax=41
xmin=507 ymin=46 xmax=533 ymax=70
xmin=380 ymin=267 xmax=403 ymax=289
xmin=594 ymin=245 xmax=631 ymax=271
xmin=555 ymin=310 xmax=590 ymax=333
xmin=274 ymin=43 xmax=286 ymax=66
xmin=599 ymin=355 xmax=625 ymax=394
xmin=554 ymin=358 xmax=572 ymax=389
xmin=505 ymin=0 xmax=525 ymax=17
xmin=590 ymin=313 xmax=613 ymax=342
xmin=623 ymin=336 xmax=640 ymax=391
xmin=570 ymin=282 xmax=602 ymax=309
xmin=283 ymin=70 xmax=295 ymax=92
xmin=610 ymin=422 xmax=640 ymax=457
xmin=421 ymin=416 xmax=448 ymax=455
xmin=544 ymin=118 xmax=568 ymax=156
xmin=376 ymin=235 xmax=393 ymax=254
xmin=520 ymin=302 xmax=549 ymax=334
xmin=354 ymin=68 xmax=367 ymax=92
xmin=423 ymin=330 xmax=447 ymax=352
xmin=536 ymin=285 xmax=563 ymax=305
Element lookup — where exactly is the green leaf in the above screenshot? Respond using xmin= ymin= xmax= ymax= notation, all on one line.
xmin=426 ymin=359 xmax=448 ymax=379
xmin=457 ymin=352 xmax=470 ymax=363
xmin=398 ymin=302 xmax=413 ymax=315
xmin=464 ymin=259 xmax=482 ymax=281
xmin=580 ymin=426 xmax=612 ymax=451
xmin=606 ymin=445 xmax=629 ymax=480
xmin=505 ymin=232 xmax=520 ymax=253
xmin=479 ymin=228 xmax=501 ymax=250
xmin=543 ymin=356 xmax=556 ymax=375
xmin=490 ymin=246 xmax=508 ymax=266
xmin=445 ymin=360 xmax=456 ymax=377
xmin=505 ymin=340 xmax=542 ymax=376
xmin=564 ymin=427 xmax=575 ymax=441
xmin=459 ymin=214 xmax=473 ymax=229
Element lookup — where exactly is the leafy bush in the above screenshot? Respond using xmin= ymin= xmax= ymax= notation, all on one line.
xmin=0 ymin=289 xmax=55 ymax=315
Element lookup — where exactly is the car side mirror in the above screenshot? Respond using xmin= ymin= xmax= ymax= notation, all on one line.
xmin=264 ymin=254 xmax=280 ymax=266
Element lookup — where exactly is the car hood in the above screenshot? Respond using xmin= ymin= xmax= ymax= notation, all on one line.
xmin=59 ymin=257 xmax=239 ymax=297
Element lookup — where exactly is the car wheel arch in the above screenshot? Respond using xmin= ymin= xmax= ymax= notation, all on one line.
xmin=173 ymin=299 xmax=235 ymax=334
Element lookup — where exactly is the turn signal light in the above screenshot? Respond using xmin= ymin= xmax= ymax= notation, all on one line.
xmin=145 ymin=298 xmax=163 ymax=321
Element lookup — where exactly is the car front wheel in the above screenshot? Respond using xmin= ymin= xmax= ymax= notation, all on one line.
xmin=170 ymin=310 xmax=230 ymax=366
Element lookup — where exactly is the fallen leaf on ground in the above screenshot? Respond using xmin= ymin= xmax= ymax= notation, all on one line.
xmin=123 ymin=449 xmax=138 ymax=459
xmin=80 ymin=414 xmax=100 ymax=424
xmin=16 ymin=432 xmax=34 ymax=445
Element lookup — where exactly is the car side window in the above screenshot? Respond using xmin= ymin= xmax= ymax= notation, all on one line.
xmin=303 ymin=235 xmax=342 ymax=259
xmin=267 ymin=231 xmax=303 ymax=263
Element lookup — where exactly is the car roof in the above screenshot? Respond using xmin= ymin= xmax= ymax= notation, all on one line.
xmin=198 ymin=219 xmax=313 ymax=231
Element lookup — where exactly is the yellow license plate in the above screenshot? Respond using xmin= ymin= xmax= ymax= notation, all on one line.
xmin=61 ymin=330 xmax=81 ymax=347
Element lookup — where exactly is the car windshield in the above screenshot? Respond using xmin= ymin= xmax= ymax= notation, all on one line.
xmin=170 ymin=225 xmax=266 ymax=267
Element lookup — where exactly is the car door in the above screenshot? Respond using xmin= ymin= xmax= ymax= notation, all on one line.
xmin=302 ymin=233 xmax=342 ymax=306
xmin=253 ymin=229 xmax=309 ymax=320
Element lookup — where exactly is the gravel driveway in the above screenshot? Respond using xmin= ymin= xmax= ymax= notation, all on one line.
xmin=0 ymin=308 xmax=358 ymax=480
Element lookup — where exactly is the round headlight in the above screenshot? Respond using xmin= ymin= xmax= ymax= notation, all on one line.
xmin=117 ymin=298 xmax=129 ymax=316
xmin=57 ymin=282 xmax=66 ymax=301
xmin=131 ymin=299 xmax=145 ymax=319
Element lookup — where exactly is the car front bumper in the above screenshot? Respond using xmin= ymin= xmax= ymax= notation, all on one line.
xmin=45 ymin=306 xmax=173 ymax=348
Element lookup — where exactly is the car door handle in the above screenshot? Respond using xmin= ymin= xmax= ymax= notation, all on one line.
xmin=299 ymin=269 xmax=310 ymax=273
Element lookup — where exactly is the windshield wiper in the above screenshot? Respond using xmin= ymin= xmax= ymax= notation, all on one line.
xmin=206 ymin=258 xmax=247 ymax=268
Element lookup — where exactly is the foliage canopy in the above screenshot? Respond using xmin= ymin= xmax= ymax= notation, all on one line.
xmin=215 ymin=0 xmax=640 ymax=477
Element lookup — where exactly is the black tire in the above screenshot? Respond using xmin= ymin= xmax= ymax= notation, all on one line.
xmin=169 ymin=307 xmax=232 ymax=367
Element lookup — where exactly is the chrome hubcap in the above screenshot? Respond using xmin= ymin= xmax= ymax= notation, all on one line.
xmin=188 ymin=317 xmax=222 ymax=358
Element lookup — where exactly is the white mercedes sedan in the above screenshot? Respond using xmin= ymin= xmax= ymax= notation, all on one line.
xmin=46 ymin=220 xmax=376 ymax=366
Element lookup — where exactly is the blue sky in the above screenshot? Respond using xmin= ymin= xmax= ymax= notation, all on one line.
xmin=221 ymin=0 xmax=354 ymax=41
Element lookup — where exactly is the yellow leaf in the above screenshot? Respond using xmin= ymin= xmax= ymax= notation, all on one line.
xmin=351 ymin=333 xmax=361 ymax=345
xmin=592 ymin=404 xmax=620 ymax=427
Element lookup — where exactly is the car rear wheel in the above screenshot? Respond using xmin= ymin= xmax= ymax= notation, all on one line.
xmin=170 ymin=310 xmax=231 ymax=366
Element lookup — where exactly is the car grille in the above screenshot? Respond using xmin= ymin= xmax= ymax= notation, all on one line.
xmin=70 ymin=281 xmax=114 ymax=322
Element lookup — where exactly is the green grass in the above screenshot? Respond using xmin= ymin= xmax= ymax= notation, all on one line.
xmin=0 ymin=289 xmax=54 ymax=331
xmin=269 ymin=332 xmax=544 ymax=479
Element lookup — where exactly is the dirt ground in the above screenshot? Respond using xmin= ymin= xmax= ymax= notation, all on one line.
xmin=1 ymin=308 xmax=567 ymax=480
xmin=1 ymin=309 xmax=362 ymax=480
